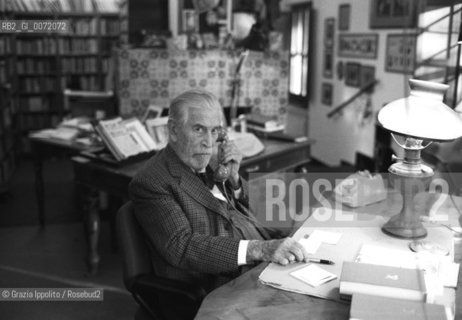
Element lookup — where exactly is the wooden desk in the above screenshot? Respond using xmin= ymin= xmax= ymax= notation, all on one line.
xmin=195 ymin=192 xmax=462 ymax=320
xmin=29 ymin=135 xmax=94 ymax=227
xmin=72 ymin=139 xmax=314 ymax=274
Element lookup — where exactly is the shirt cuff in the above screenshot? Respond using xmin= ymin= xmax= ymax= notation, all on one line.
xmin=238 ymin=240 xmax=249 ymax=266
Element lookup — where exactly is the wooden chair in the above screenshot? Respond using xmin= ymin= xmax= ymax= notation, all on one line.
xmin=116 ymin=202 xmax=206 ymax=320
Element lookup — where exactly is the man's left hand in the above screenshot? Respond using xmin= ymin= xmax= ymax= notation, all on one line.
xmin=219 ymin=139 xmax=242 ymax=187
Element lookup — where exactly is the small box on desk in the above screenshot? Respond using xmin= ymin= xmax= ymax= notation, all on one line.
xmin=339 ymin=262 xmax=426 ymax=302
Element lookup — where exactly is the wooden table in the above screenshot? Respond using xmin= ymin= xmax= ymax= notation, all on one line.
xmin=29 ymin=135 xmax=94 ymax=227
xmin=195 ymin=191 xmax=462 ymax=320
xmin=72 ymin=138 xmax=314 ymax=274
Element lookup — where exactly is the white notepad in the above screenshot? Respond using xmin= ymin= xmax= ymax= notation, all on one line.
xmin=290 ymin=264 xmax=337 ymax=287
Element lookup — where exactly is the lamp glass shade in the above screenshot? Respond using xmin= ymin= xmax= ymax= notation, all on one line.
xmin=378 ymin=79 xmax=462 ymax=141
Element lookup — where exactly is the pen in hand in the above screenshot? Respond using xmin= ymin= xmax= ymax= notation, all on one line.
xmin=307 ymin=258 xmax=334 ymax=265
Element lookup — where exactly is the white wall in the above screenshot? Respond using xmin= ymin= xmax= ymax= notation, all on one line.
xmin=283 ymin=0 xmax=416 ymax=166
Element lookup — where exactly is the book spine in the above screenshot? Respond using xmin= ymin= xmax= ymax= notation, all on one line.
xmin=246 ymin=119 xmax=270 ymax=129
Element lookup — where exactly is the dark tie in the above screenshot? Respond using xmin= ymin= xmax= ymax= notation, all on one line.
xmin=197 ymin=169 xmax=267 ymax=241
xmin=197 ymin=172 xmax=215 ymax=189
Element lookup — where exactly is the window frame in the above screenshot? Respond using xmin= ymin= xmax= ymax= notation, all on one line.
xmin=289 ymin=3 xmax=312 ymax=107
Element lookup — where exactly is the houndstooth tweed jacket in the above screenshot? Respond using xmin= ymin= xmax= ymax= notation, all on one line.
xmin=128 ymin=144 xmax=273 ymax=292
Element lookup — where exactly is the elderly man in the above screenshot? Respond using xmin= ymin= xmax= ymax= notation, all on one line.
xmin=129 ymin=89 xmax=309 ymax=292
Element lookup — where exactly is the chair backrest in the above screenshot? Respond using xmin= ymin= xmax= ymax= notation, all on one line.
xmin=116 ymin=201 xmax=152 ymax=291
xmin=117 ymin=202 xmax=207 ymax=320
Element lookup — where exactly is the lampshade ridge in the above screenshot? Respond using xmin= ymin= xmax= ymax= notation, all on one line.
xmin=377 ymin=79 xmax=462 ymax=141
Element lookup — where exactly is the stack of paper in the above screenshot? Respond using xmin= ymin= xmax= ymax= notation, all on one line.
xmin=290 ymin=264 xmax=337 ymax=287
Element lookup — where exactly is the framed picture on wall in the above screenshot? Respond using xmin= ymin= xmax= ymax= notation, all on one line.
xmin=324 ymin=18 xmax=335 ymax=48
xmin=182 ymin=9 xmax=199 ymax=33
xmin=337 ymin=61 xmax=344 ymax=80
xmin=385 ymin=34 xmax=417 ymax=73
xmin=338 ymin=34 xmax=378 ymax=59
xmin=345 ymin=62 xmax=361 ymax=87
xmin=322 ymin=83 xmax=333 ymax=106
xmin=323 ymin=50 xmax=334 ymax=78
xmin=369 ymin=0 xmax=417 ymax=29
xmin=338 ymin=4 xmax=350 ymax=31
xmin=360 ymin=65 xmax=376 ymax=92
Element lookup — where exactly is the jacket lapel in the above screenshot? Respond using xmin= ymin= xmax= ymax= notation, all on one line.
xmin=165 ymin=145 xmax=230 ymax=221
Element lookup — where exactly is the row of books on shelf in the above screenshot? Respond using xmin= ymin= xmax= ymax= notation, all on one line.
xmin=0 ymin=151 xmax=15 ymax=186
xmin=15 ymin=38 xmax=57 ymax=55
xmin=0 ymin=64 xmax=7 ymax=83
xmin=18 ymin=74 xmax=106 ymax=93
xmin=19 ymin=112 xmax=61 ymax=131
xmin=19 ymin=77 xmax=61 ymax=93
xmin=16 ymin=38 xmax=100 ymax=54
xmin=69 ymin=19 xmax=120 ymax=35
xmin=60 ymin=57 xmax=99 ymax=73
xmin=0 ymin=38 xmax=10 ymax=55
xmin=1 ymin=131 xmax=15 ymax=152
xmin=17 ymin=58 xmax=56 ymax=74
xmin=2 ymin=106 xmax=13 ymax=128
xmin=62 ymin=75 xmax=108 ymax=91
xmin=17 ymin=56 xmax=111 ymax=74
xmin=8 ymin=0 xmax=118 ymax=13
xmin=19 ymin=96 xmax=53 ymax=112
xmin=99 ymin=19 xmax=120 ymax=34
xmin=67 ymin=18 xmax=120 ymax=36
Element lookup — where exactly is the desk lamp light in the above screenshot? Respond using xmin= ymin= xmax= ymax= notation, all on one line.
xmin=377 ymin=79 xmax=462 ymax=244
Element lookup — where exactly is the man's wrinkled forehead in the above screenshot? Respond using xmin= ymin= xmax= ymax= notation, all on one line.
xmin=185 ymin=104 xmax=223 ymax=124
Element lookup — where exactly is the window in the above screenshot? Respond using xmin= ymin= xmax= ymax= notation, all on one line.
xmin=289 ymin=3 xmax=312 ymax=106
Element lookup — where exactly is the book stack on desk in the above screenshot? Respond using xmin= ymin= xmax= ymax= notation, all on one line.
xmin=339 ymin=261 xmax=427 ymax=302
xmin=349 ymin=293 xmax=447 ymax=320
xmin=246 ymin=113 xmax=285 ymax=133
xmin=265 ymin=131 xmax=309 ymax=143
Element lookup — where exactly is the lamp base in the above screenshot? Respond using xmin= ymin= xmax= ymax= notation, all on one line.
xmin=382 ymin=160 xmax=433 ymax=239
xmin=381 ymin=214 xmax=427 ymax=239
xmin=409 ymin=240 xmax=449 ymax=256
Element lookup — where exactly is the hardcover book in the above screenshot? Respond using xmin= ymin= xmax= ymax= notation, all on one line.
xmin=246 ymin=113 xmax=282 ymax=131
xmin=95 ymin=117 xmax=156 ymax=161
xmin=350 ymin=293 xmax=447 ymax=320
xmin=339 ymin=262 xmax=426 ymax=302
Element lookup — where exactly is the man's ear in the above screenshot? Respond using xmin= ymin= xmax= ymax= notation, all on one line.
xmin=168 ymin=120 xmax=178 ymax=142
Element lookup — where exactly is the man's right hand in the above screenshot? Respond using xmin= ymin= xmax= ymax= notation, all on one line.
xmin=246 ymin=238 xmax=309 ymax=266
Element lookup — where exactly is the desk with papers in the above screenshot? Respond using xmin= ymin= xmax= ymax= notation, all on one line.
xmin=195 ymin=191 xmax=462 ymax=320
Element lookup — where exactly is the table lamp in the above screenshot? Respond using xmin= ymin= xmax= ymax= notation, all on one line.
xmin=377 ymin=79 xmax=462 ymax=240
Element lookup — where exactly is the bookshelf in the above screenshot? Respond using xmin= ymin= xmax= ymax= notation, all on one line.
xmin=5 ymin=0 xmax=120 ymax=153
xmin=0 ymin=10 xmax=17 ymax=192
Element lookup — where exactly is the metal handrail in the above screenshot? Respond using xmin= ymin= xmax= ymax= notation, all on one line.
xmin=327 ymin=80 xmax=379 ymax=119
